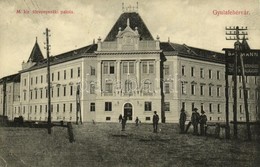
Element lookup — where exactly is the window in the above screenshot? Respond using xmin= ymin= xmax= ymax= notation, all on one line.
xmin=149 ymin=63 xmax=154 ymax=73
xmin=191 ymin=67 xmax=195 ymax=77
xmin=90 ymin=103 xmax=95 ymax=112
xmin=217 ymin=104 xmax=221 ymax=113
xmin=142 ymin=61 xmax=154 ymax=74
xmin=200 ymin=68 xmax=204 ymax=78
xmin=217 ymin=71 xmax=220 ymax=80
xmin=106 ymin=117 xmax=111 ymax=121
xmin=239 ymin=89 xmax=242 ymax=98
xmin=182 ymin=65 xmax=185 ymax=76
xmin=57 ymin=104 xmax=59 ymax=112
xmin=142 ymin=62 xmax=147 ymax=73
xmin=23 ymin=91 xmax=26 ymax=101
xmin=41 ymin=75 xmax=43 ymax=83
xmin=40 ymin=105 xmax=42 ymax=113
xmin=30 ymin=106 xmax=32 ymax=113
xmin=90 ymin=82 xmax=95 ymax=94
xmin=109 ymin=62 xmax=115 ymax=74
xmin=78 ymin=67 xmax=81 ymax=77
xmin=182 ymin=102 xmax=185 ymax=110
xmin=24 ymin=78 xmax=26 ymax=86
xmin=57 ymin=87 xmax=60 ymax=97
xmin=91 ymin=66 xmax=95 ymax=75
xmin=23 ymin=106 xmax=25 ymax=114
xmin=240 ymin=105 xmax=243 ymax=113
xmin=36 ymin=76 xmax=38 ymax=84
xmin=209 ymin=103 xmax=212 ymax=113
xmin=45 ymin=105 xmax=47 ymax=113
xmin=64 ymin=86 xmax=66 ymax=96
xmin=51 ymin=88 xmax=53 ymax=98
xmin=191 ymin=84 xmax=195 ymax=95
xmin=164 ymin=102 xmax=170 ymax=111
xmin=35 ymin=90 xmax=38 ymax=99
xmin=201 ymin=103 xmax=204 ymax=111
xmin=46 ymin=89 xmax=48 ymax=98
xmin=217 ymin=87 xmax=221 ymax=97
xmin=165 ymin=83 xmax=170 ymax=94
xmin=105 ymin=102 xmax=112 ymax=111
xmin=192 ymin=103 xmax=195 ymax=110
xmin=52 ymin=73 xmax=54 ymax=81
xmin=200 ymin=85 xmax=204 ymax=96
xmin=63 ymin=104 xmax=66 ymax=112
xmin=164 ymin=65 xmax=169 ymax=75
xmin=209 ymin=86 xmax=212 ymax=96
xmin=71 ymin=69 xmax=73 ymax=78
xmin=31 ymin=77 xmax=33 ymax=85
xmin=144 ymin=102 xmax=152 ymax=111
xmin=70 ymin=103 xmax=73 ymax=112
xmin=70 ymin=86 xmax=73 ymax=96
xmin=145 ymin=117 xmax=151 ymax=121
xmin=123 ymin=62 xmax=128 ymax=73
xmin=103 ymin=62 xmax=115 ymax=74
xmin=64 ymin=70 xmax=66 ymax=80
xmin=246 ymin=76 xmax=248 ymax=83
xmin=181 ymin=82 xmax=187 ymax=94
xmin=255 ymin=76 xmax=257 ymax=85
xmin=35 ymin=105 xmax=37 ymax=113
xmin=209 ymin=70 xmax=212 ymax=79
xmin=129 ymin=62 xmax=134 ymax=74
xmin=58 ymin=72 xmax=60 ymax=81
xmin=40 ymin=89 xmax=42 ymax=99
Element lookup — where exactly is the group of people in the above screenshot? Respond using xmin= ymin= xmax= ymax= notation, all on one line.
xmin=118 ymin=108 xmax=207 ymax=135
xmin=118 ymin=111 xmax=160 ymax=132
xmin=179 ymin=107 xmax=208 ymax=136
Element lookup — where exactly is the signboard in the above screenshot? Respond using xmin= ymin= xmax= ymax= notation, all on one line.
xmin=223 ymin=49 xmax=260 ymax=76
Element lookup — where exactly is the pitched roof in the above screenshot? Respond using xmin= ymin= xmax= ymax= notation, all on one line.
xmin=27 ymin=40 xmax=44 ymax=63
xmin=0 ymin=73 xmax=20 ymax=84
xmin=104 ymin=12 xmax=154 ymax=41
xmin=21 ymin=44 xmax=97 ymax=73
xmin=160 ymin=42 xmax=224 ymax=64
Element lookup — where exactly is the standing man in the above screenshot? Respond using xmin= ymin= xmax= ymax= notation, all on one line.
xmin=118 ymin=114 xmax=122 ymax=123
xmin=200 ymin=110 xmax=207 ymax=136
xmin=191 ymin=108 xmax=200 ymax=135
xmin=153 ymin=111 xmax=159 ymax=133
xmin=121 ymin=115 xmax=127 ymax=131
xmin=179 ymin=108 xmax=187 ymax=134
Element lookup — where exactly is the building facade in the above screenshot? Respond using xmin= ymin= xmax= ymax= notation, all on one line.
xmin=1 ymin=10 xmax=259 ymax=123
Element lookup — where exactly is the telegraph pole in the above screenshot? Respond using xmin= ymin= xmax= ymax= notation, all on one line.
xmin=44 ymin=28 xmax=52 ymax=134
xmin=225 ymin=26 xmax=251 ymax=140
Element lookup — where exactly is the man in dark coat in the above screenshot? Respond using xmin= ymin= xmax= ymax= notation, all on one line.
xmin=121 ymin=115 xmax=127 ymax=131
xmin=200 ymin=110 xmax=207 ymax=136
xmin=153 ymin=111 xmax=159 ymax=133
xmin=179 ymin=108 xmax=186 ymax=134
xmin=191 ymin=108 xmax=200 ymax=135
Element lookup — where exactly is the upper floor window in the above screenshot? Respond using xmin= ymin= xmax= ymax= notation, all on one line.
xmin=191 ymin=84 xmax=196 ymax=95
xmin=200 ymin=68 xmax=204 ymax=78
xmin=35 ymin=76 xmax=38 ymax=84
xmin=41 ymin=75 xmax=43 ymax=83
xmin=105 ymin=83 xmax=113 ymax=94
xmin=103 ymin=61 xmax=115 ymax=74
xmin=90 ymin=82 xmax=95 ymax=94
xmin=64 ymin=70 xmax=66 ymax=80
xmin=164 ymin=65 xmax=169 ymax=75
xmin=52 ymin=73 xmax=54 ymax=81
xmin=142 ymin=61 xmax=154 ymax=74
xmin=165 ymin=83 xmax=170 ymax=94
xmin=209 ymin=69 xmax=212 ymax=79
xmin=78 ymin=67 xmax=81 ymax=77
xmin=90 ymin=103 xmax=95 ymax=112
xmin=217 ymin=71 xmax=220 ymax=80
xmin=191 ymin=67 xmax=195 ymax=77
xmin=24 ymin=78 xmax=26 ymax=86
xmin=181 ymin=82 xmax=187 ymax=94
xmin=91 ymin=66 xmax=95 ymax=75
xmin=181 ymin=65 xmax=185 ymax=76
xmin=71 ymin=69 xmax=73 ymax=78
xmin=123 ymin=61 xmax=135 ymax=74
xmin=58 ymin=72 xmax=60 ymax=81
xmin=200 ymin=85 xmax=204 ymax=96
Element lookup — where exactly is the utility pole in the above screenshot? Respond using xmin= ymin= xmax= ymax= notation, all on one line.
xmin=44 ymin=28 xmax=52 ymax=134
xmin=225 ymin=26 xmax=251 ymax=140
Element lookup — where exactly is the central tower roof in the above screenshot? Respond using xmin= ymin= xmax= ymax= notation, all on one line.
xmin=104 ymin=12 xmax=154 ymax=41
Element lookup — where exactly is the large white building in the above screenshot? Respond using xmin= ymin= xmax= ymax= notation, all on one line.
xmin=1 ymin=10 xmax=259 ymax=123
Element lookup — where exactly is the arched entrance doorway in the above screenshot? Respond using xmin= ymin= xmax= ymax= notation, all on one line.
xmin=124 ymin=103 xmax=133 ymax=121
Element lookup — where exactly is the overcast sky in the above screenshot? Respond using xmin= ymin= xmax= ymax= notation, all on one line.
xmin=0 ymin=0 xmax=259 ymax=78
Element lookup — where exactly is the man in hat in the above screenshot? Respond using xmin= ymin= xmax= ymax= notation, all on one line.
xmin=153 ymin=111 xmax=159 ymax=133
xmin=200 ymin=110 xmax=207 ymax=136
xmin=191 ymin=108 xmax=200 ymax=135
xmin=179 ymin=108 xmax=186 ymax=134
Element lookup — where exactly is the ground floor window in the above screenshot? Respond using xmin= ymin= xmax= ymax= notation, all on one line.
xmin=164 ymin=102 xmax=170 ymax=112
xmin=105 ymin=102 xmax=112 ymax=111
xmin=90 ymin=103 xmax=95 ymax=112
xmin=144 ymin=102 xmax=152 ymax=111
